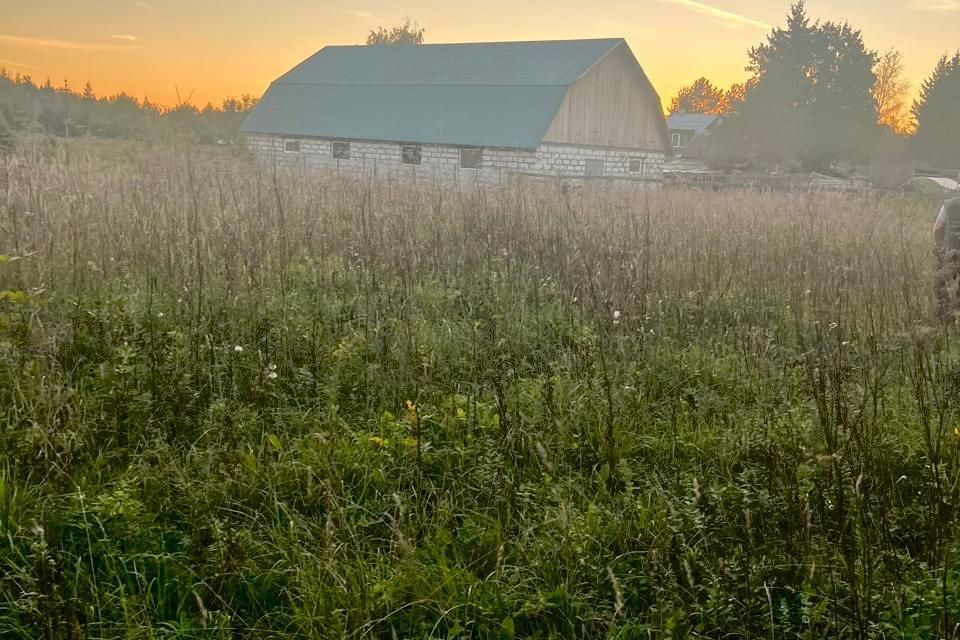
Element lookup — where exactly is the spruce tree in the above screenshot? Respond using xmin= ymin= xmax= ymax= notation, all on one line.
xmin=913 ymin=52 xmax=960 ymax=169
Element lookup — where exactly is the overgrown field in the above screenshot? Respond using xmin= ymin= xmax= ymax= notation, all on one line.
xmin=2 ymin=143 xmax=959 ymax=638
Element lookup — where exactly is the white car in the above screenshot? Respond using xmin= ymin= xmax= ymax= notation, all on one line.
xmin=905 ymin=176 xmax=960 ymax=194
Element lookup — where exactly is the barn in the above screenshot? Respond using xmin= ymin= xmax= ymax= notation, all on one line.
xmin=241 ymin=38 xmax=672 ymax=181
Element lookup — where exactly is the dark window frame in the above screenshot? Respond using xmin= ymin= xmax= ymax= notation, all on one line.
xmin=585 ymin=158 xmax=604 ymax=177
xmin=332 ymin=141 xmax=351 ymax=160
xmin=401 ymin=144 xmax=422 ymax=166
xmin=459 ymin=147 xmax=483 ymax=170
xmin=629 ymin=158 xmax=646 ymax=173
xmin=283 ymin=139 xmax=301 ymax=153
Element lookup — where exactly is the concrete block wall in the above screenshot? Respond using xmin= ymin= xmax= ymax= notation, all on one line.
xmin=535 ymin=144 xmax=664 ymax=177
xmin=246 ymin=134 xmax=665 ymax=182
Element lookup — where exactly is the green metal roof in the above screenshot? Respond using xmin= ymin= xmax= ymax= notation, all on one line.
xmin=242 ymin=39 xmax=627 ymax=150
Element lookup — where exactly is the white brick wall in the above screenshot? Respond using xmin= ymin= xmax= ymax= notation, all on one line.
xmin=246 ymin=134 xmax=665 ymax=182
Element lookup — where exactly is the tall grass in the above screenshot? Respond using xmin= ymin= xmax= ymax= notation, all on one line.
xmin=1 ymin=140 xmax=959 ymax=638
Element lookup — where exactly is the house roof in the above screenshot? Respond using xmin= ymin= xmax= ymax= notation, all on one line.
xmin=241 ymin=39 xmax=654 ymax=150
xmin=666 ymin=113 xmax=723 ymax=135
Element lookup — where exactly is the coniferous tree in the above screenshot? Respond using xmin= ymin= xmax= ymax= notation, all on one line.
xmin=711 ymin=2 xmax=879 ymax=170
xmin=0 ymin=108 xmax=15 ymax=154
xmin=913 ymin=51 xmax=960 ymax=169
xmin=0 ymin=73 xmax=258 ymax=143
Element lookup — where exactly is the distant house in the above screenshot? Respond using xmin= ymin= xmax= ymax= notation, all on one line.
xmin=666 ymin=113 xmax=724 ymax=158
xmin=241 ymin=38 xmax=672 ymax=181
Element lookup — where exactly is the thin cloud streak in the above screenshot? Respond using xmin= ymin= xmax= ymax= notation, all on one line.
xmin=338 ymin=9 xmax=377 ymax=21
xmin=135 ymin=1 xmax=153 ymax=9
xmin=910 ymin=0 xmax=960 ymax=10
xmin=0 ymin=34 xmax=135 ymax=51
xmin=110 ymin=34 xmax=139 ymax=41
xmin=0 ymin=58 xmax=33 ymax=69
xmin=659 ymin=0 xmax=771 ymax=30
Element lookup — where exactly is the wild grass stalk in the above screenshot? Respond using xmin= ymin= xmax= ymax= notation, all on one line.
xmin=0 ymin=139 xmax=957 ymax=638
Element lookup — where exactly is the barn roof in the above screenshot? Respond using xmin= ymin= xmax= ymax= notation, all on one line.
xmin=241 ymin=39 xmax=651 ymax=150
xmin=666 ymin=113 xmax=724 ymax=135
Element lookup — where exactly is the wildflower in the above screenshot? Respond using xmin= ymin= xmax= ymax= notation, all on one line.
xmin=534 ymin=441 xmax=553 ymax=472
xmin=613 ymin=310 xmax=621 ymax=325
xmin=233 ymin=345 xmax=244 ymax=353
xmin=267 ymin=371 xmax=278 ymax=380
xmin=608 ymin=567 xmax=624 ymax=619
xmin=368 ymin=436 xmax=389 ymax=449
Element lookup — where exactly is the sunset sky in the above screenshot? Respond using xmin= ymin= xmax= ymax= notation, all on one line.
xmin=2 ymin=0 xmax=958 ymax=110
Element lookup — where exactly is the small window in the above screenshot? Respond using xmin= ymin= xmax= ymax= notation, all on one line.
xmin=629 ymin=158 xmax=645 ymax=173
xmin=283 ymin=139 xmax=301 ymax=153
xmin=585 ymin=159 xmax=604 ymax=177
xmin=460 ymin=147 xmax=483 ymax=169
xmin=401 ymin=145 xmax=422 ymax=165
xmin=332 ymin=141 xmax=350 ymax=159
xmin=671 ymin=132 xmax=687 ymax=150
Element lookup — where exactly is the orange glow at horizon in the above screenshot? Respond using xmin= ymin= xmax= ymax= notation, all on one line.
xmin=2 ymin=0 xmax=957 ymax=112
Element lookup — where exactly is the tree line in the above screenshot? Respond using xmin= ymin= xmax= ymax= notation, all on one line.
xmin=0 ymin=18 xmax=430 ymax=154
xmin=0 ymin=70 xmax=258 ymax=152
xmin=0 ymin=19 xmax=432 ymax=154
xmin=668 ymin=2 xmax=960 ymax=171
xmin=2 ymin=7 xmax=956 ymax=172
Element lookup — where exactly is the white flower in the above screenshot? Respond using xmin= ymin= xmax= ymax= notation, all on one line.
xmin=267 ymin=371 xmax=278 ymax=380
xmin=234 ymin=345 xmax=244 ymax=353
xmin=613 ymin=310 xmax=621 ymax=320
